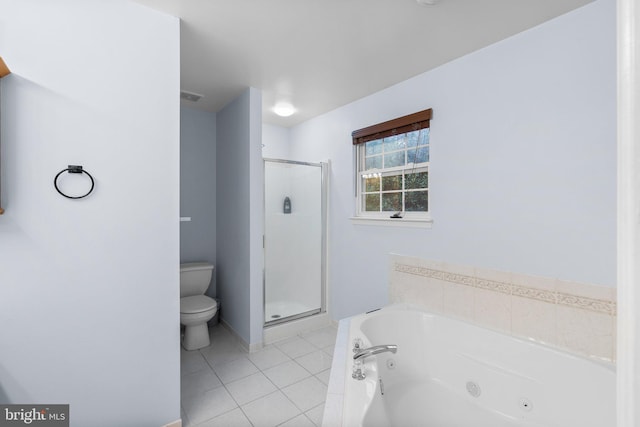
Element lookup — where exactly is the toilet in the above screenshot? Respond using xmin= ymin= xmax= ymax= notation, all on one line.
xmin=180 ymin=262 xmax=217 ymax=351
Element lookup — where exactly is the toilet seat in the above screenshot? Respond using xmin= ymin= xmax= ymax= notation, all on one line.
xmin=180 ymin=295 xmax=217 ymax=314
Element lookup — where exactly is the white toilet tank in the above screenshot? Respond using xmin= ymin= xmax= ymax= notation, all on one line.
xmin=180 ymin=262 xmax=214 ymax=297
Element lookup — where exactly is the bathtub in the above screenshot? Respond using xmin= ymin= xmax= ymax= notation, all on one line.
xmin=336 ymin=305 xmax=615 ymax=427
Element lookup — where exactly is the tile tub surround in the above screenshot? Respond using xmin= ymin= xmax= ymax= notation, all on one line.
xmin=389 ymin=254 xmax=617 ymax=362
xmin=321 ymin=320 xmax=348 ymax=427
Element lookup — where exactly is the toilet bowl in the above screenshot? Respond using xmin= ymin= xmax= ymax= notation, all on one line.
xmin=180 ymin=295 xmax=217 ymax=350
xmin=180 ymin=262 xmax=217 ymax=351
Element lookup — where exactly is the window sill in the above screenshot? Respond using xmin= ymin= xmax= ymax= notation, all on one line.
xmin=349 ymin=216 xmax=433 ymax=228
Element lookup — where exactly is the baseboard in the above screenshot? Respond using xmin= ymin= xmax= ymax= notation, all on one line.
xmin=220 ymin=314 xmax=333 ymax=351
xmin=220 ymin=319 xmax=263 ymax=352
xmin=162 ymin=419 xmax=181 ymax=427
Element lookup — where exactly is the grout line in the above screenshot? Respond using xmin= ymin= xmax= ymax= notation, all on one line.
xmin=305 ymin=402 xmax=326 ymax=427
xmin=183 ymin=323 xmax=332 ymax=427
xmin=236 ymin=405 xmax=256 ymax=427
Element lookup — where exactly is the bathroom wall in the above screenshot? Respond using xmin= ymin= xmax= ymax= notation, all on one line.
xmin=0 ymin=1 xmax=180 ymax=426
xmin=263 ymin=123 xmax=291 ymax=159
xmin=216 ymin=87 xmax=264 ymax=348
xmin=181 ymin=106 xmax=217 ymax=295
xmin=288 ymin=0 xmax=616 ymax=320
xmin=248 ymin=88 xmax=264 ymax=347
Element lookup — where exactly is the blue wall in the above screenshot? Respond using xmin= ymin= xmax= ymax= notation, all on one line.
xmin=215 ymin=88 xmax=264 ymax=346
xmin=180 ymin=107 xmax=217 ymax=294
xmin=289 ymin=0 xmax=616 ymax=320
xmin=0 ymin=1 xmax=181 ymax=425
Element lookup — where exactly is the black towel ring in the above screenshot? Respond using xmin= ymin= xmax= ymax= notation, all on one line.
xmin=54 ymin=165 xmax=95 ymax=199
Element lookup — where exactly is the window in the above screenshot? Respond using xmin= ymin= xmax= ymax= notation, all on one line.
xmin=352 ymin=109 xmax=432 ymax=222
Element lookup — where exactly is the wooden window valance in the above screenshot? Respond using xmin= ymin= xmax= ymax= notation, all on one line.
xmin=351 ymin=108 xmax=432 ymax=145
xmin=0 ymin=56 xmax=10 ymax=215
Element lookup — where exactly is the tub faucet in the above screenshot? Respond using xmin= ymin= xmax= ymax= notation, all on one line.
xmin=353 ymin=344 xmax=398 ymax=361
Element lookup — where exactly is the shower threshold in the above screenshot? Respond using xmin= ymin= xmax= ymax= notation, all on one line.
xmin=264 ymin=308 xmax=321 ymax=327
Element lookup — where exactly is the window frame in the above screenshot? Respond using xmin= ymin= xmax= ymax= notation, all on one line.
xmin=351 ymin=109 xmax=433 ymax=224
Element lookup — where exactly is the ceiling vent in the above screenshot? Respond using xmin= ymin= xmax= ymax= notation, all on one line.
xmin=180 ymin=90 xmax=204 ymax=102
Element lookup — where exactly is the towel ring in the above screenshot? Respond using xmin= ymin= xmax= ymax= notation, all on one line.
xmin=54 ymin=165 xmax=95 ymax=199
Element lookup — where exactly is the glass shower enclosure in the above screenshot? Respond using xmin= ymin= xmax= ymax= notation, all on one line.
xmin=263 ymin=159 xmax=328 ymax=325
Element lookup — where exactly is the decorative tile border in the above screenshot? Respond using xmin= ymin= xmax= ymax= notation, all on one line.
xmin=557 ymin=292 xmax=617 ymax=316
xmin=512 ymin=285 xmax=556 ymax=304
xmin=394 ymin=262 xmax=616 ymax=315
xmin=475 ymin=277 xmax=511 ymax=295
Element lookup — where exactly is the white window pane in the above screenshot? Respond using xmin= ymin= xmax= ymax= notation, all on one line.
xmin=365 ymin=155 xmax=382 ymax=170
xmin=406 ymin=131 xmax=419 ymax=148
xmin=384 ymin=151 xmax=405 ymax=168
xmin=364 ymin=176 xmax=380 ymax=192
xmin=405 ymin=170 xmax=428 ymax=190
xmin=364 ymin=193 xmax=380 ymax=211
xmin=365 ymin=139 xmax=382 ymax=155
xmin=408 ymin=146 xmax=429 ymax=164
xmin=382 ymin=192 xmax=402 ymax=212
xmin=418 ymin=128 xmax=430 ymax=146
xmin=405 ymin=190 xmax=428 ymax=212
xmin=381 ymin=174 xmax=402 ymax=191
xmin=383 ymin=135 xmax=405 ymax=152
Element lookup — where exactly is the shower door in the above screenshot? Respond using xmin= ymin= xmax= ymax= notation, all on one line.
xmin=264 ymin=159 xmax=327 ymax=325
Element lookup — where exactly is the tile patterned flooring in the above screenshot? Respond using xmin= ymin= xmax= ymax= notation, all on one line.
xmin=181 ymin=323 xmax=338 ymax=427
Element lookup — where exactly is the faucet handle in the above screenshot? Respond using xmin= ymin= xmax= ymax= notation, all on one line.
xmin=352 ymin=359 xmax=366 ymax=380
xmin=352 ymin=338 xmax=363 ymax=353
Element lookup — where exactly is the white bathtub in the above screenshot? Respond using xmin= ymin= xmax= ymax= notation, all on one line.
xmin=336 ymin=305 xmax=615 ymax=427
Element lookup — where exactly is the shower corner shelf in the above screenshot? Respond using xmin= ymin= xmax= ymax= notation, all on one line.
xmin=0 ymin=56 xmax=11 ymax=215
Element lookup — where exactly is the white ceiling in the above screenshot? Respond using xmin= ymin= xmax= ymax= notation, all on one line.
xmin=133 ymin=0 xmax=592 ymax=127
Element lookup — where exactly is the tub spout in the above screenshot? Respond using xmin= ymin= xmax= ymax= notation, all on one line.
xmin=353 ymin=344 xmax=398 ymax=361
